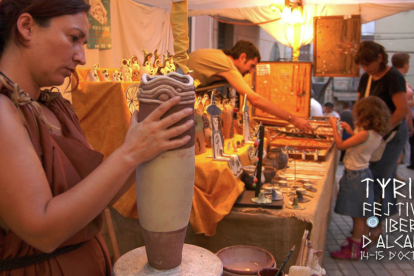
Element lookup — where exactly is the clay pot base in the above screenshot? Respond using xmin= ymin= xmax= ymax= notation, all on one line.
xmin=141 ymin=226 xmax=187 ymax=270
xmin=113 ymin=244 xmax=223 ymax=276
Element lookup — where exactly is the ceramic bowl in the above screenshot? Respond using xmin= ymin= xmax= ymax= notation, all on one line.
xmin=217 ymin=245 xmax=275 ymax=275
xmin=257 ymin=268 xmax=285 ymax=276
xmin=243 ymin=165 xmax=264 ymax=175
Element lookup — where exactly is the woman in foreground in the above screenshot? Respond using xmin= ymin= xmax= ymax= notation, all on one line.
xmin=0 ymin=0 xmax=193 ymax=274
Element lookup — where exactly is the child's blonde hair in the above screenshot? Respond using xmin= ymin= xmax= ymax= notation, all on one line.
xmin=354 ymin=96 xmax=390 ymax=134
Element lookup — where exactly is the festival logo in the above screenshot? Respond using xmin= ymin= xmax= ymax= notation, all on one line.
xmin=361 ymin=178 xmax=414 ymax=261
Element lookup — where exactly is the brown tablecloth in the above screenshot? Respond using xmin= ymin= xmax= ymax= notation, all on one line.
xmin=107 ymin=149 xmax=339 ymax=273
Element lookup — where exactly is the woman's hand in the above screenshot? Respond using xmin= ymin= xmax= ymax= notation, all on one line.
xmin=341 ymin=122 xmax=352 ymax=134
xmin=121 ymin=96 xmax=194 ymax=166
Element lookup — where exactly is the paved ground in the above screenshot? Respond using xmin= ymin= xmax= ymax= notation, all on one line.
xmin=323 ymin=164 xmax=414 ymax=276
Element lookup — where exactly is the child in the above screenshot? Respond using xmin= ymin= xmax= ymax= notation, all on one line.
xmin=329 ymin=96 xmax=391 ymax=260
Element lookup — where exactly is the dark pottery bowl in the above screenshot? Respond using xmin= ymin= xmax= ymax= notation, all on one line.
xmin=257 ymin=268 xmax=285 ymax=276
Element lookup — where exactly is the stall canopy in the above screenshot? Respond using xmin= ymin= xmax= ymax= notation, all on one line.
xmin=134 ymin=0 xmax=414 ymax=48
xmin=84 ymin=0 xmax=414 ymax=68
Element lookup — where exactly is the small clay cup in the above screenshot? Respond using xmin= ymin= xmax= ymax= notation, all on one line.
xmin=257 ymin=268 xmax=285 ymax=276
xmin=263 ymin=167 xmax=277 ymax=183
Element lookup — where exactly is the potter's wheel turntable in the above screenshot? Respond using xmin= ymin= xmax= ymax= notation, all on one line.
xmin=113 ymin=244 xmax=223 ymax=276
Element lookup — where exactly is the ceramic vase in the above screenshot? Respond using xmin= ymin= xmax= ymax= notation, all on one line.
xmin=266 ymin=148 xmax=288 ymax=169
xmin=136 ymin=72 xmax=195 ymax=270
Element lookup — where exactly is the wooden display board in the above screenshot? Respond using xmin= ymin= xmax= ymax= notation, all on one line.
xmin=253 ymin=62 xmax=312 ymax=124
xmin=313 ymin=15 xmax=361 ymax=77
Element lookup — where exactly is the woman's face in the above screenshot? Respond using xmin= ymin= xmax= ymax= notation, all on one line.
xmin=28 ymin=12 xmax=88 ymax=87
xmin=360 ymin=54 xmax=382 ymax=76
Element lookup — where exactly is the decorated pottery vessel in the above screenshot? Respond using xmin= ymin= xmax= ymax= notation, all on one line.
xmin=136 ymin=72 xmax=195 ymax=270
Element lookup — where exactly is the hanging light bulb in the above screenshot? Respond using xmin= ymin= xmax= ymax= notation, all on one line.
xmin=270 ymin=0 xmax=285 ymax=12
xmin=291 ymin=7 xmax=304 ymax=25
xmin=280 ymin=6 xmax=292 ymax=24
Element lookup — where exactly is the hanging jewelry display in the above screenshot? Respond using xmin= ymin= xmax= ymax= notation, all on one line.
xmin=254 ymin=62 xmax=312 ymax=124
xmin=314 ymin=15 xmax=361 ymax=77
xmin=206 ymin=92 xmax=243 ymax=177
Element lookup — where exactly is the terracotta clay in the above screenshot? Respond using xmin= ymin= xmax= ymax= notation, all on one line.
xmin=136 ymin=72 xmax=195 ymax=270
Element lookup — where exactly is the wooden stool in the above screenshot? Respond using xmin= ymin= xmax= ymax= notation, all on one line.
xmin=113 ymin=244 xmax=223 ymax=276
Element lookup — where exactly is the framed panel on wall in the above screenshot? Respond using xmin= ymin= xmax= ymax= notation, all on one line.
xmin=253 ymin=62 xmax=312 ymax=125
xmin=313 ymin=15 xmax=361 ymax=77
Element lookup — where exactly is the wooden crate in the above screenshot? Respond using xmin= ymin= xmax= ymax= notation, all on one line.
xmin=313 ymin=15 xmax=361 ymax=77
xmin=253 ymin=62 xmax=312 ymax=125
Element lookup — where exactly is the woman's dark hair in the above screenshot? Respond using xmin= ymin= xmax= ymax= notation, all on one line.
xmin=0 ymin=0 xmax=90 ymax=55
xmin=354 ymin=41 xmax=388 ymax=71
xmin=354 ymin=96 xmax=390 ymax=134
xmin=0 ymin=0 xmax=90 ymax=91
xmin=222 ymin=40 xmax=261 ymax=63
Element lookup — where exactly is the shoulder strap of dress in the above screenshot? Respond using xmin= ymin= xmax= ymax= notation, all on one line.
xmin=364 ymin=75 xmax=372 ymax=98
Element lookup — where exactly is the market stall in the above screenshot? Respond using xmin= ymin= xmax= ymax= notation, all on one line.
xmin=72 ymin=65 xmax=339 ymax=273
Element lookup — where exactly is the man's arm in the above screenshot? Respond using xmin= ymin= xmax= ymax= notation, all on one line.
xmin=217 ymin=70 xmax=313 ymax=132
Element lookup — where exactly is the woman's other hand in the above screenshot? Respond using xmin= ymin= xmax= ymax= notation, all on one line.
xmin=329 ymin=116 xmax=338 ymax=128
xmin=341 ymin=122 xmax=352 ymax=134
